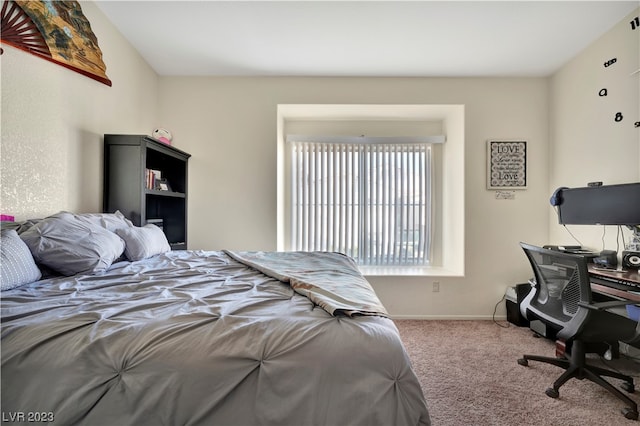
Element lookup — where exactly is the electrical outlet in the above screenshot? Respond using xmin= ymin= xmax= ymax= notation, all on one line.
xmin=432 ymin=281 xmax=440 ymax=292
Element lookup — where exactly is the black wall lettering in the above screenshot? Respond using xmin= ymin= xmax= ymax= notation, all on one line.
xmin=635 ymin=121 xmax=640 ymax=128
xmin=631 ymin=16 xmax=639 ymax=30
xmin=604 ymin=58 xmax=617 ymax=67
xmin=598 ymin=88 xmax=608 ymax=96
xmin=615 ymin=112 xmax=623 ymax=122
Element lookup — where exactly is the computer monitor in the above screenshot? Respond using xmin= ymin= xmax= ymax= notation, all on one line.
xmin=556 ymin=183 xmax=640 ymax=226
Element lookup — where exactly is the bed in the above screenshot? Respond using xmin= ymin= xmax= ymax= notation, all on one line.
xmin=1 ymin=212 xmax=430 ymax=426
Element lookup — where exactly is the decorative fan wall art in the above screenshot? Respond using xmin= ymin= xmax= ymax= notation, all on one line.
xmin=1 ymin=0 xmax=111 ymax=86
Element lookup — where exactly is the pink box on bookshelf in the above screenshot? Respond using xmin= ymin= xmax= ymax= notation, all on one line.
xmin=1 ymin=214 xmax=15 ymax=222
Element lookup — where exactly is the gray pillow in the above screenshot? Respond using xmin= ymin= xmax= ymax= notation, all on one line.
xmin=0 ymin=218 xmax=42 ymax=234
xmin=1 ymin=229 xmax=42 ymax=290
xmin=73 ymin=210 xmax=134 ymax=232
xmin=20 ymin=213 xmax=125 ymax=276
xmin=116 ymin=224 xmax=171 ymax=261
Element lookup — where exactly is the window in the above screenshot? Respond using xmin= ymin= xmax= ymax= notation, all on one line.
xmin=288 ymin=138 xmax=433 ymax=266
xmin=277 ymin=104 xmax=465 ymax=277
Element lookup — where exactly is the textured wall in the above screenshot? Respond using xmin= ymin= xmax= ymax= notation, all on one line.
xmin=0 ymin=2 xmax=159 ymax=220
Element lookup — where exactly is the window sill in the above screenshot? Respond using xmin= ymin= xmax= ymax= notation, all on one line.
xmin=358 ymin=265 xmax=464 ymax=277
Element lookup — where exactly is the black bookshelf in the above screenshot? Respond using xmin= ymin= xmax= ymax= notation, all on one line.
xmin=103 ymin=135 xmax=191 ymax=250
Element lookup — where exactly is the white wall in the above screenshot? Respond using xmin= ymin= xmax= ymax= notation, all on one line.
xmin=0 ymin=2 xmax=159 ymax=220
xmin=158 ymin=77 xmax=549 ymax=318
xmin=548 ymin=8 xmax=639 ymax=253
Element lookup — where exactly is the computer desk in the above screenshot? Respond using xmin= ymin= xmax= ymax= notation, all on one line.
xmin=587 ymin=265 xmax=640 ymax=350
xmin=589 ymin=265 xmax=640 ymax=303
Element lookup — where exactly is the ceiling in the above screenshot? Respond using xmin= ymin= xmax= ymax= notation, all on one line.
xmin=94 ymin=1 xmax=639 ymax=78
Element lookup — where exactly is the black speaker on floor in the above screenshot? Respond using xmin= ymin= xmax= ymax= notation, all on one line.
xmin=505 ymin=283 xmax=532 ymax=327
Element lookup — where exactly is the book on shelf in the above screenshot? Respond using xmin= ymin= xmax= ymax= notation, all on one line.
xmin=145 ymin=169 xmax=163 ymax=190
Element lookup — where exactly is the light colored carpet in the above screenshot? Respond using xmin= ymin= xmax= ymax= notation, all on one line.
xmin=395 ymin=320 xmax=640 ymax=426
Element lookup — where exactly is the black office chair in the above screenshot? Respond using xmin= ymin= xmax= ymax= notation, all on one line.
xmin=517 ymin=242 xmax=639 ymax=420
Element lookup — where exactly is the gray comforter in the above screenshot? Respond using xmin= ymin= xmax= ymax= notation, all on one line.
xmin=1 ymin=250 xmax=430 ymax=426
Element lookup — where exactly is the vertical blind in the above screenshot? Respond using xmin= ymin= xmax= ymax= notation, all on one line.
xmin=289 ymin=140 xmax=432 ymax=266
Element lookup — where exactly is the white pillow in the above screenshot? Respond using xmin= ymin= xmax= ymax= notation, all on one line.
xmin=1 ymin=229 xmax=42 ymax=290
xmin=116 ymin=224 xmax=171 ymax=261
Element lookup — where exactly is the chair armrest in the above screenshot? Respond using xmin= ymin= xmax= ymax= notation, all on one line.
xmin=578 ymin=300 xmax=637 ymax=310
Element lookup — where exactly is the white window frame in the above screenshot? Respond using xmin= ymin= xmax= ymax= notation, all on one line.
xmin=277 ymin=104 xmax=465 ymax=277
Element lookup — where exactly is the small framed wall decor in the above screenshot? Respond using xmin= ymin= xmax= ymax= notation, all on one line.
xmin=487 ymin=140 xmax=527 ymax=189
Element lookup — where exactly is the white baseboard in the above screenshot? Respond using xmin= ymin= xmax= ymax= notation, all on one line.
xmin=391 ymin=315 xmax=508 ymax=321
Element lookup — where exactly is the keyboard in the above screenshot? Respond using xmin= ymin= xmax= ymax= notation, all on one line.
xmin=590 ymin=274 xmax=640 ymax=292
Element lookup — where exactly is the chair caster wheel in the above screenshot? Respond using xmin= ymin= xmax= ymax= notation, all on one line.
xmin=621 ymin=382 xmax=635 ymax=393
xmin=545 ymin=388 xmax=559 ymax=398
xmin=517 ymin=358 xmax=528 ymax=367
xmin=622 ymin=408 xmax=638 ymax=420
